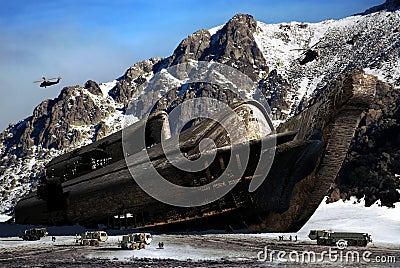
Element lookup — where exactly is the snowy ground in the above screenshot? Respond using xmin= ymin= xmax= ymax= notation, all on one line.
xmin=1 ymin=197 xmax=398 ymax=244
xmin=0 ymin=215 xmax=11 ymax=223
xmin=0 ymin=197 xmax=398 ymax=267
xmin=298 ymin=197 xmax=400 ymax=246
xmin=0 ymin=233 xmax=398 ymax=267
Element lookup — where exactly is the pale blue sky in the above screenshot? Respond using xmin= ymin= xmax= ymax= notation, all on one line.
xmin=0 ymin=0 xmax=384 ymax=132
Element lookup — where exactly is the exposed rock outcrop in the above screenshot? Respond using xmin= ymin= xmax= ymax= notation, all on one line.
xmin=329 ymin=80 xmax=400 ymax=207
xmin=110 ymin=58 xmax=162 ymax=105
xmin=84 ymin=80 xmax=102 ymax=96
xmin=154 ymin=14 xmax=268 ymax=81
xmin=363 ymin=0 xmax=400 ymax=14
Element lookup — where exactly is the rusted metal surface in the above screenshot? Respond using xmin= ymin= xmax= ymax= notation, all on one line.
xmin=15 ymin=74 xmax=376 ymax=232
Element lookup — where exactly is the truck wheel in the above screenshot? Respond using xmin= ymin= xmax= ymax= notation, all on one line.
xmin=357 ymin=240 xmax=364 ymax=246
xmin=139 ymin=243 xmax=146 ymax=249
xmin=93 ymin=240 xmax=100 ymax=247
xmin=132 ymin=243 xmax=139 ymax=250
xmin=83 ymin=239 xmax=90 ymax=246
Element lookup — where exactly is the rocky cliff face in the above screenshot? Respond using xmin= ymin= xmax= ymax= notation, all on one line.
xmin=1 ymin=6 xmax=400 ymax=214
xmin=329 ymin=80 xmax=400 ymax=207
xmin=363 ymin=0 xmax=400 ymax=14
xmin=159 ymin=14 xmax=268 ymax=81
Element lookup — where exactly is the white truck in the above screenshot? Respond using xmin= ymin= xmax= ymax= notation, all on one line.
xmin=120 ymin=233 xmax=152 ymax=250
xmin=76 ymin=231 xmax=108 ymax=246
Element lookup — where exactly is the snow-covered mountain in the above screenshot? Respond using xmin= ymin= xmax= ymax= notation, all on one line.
xmin=0 ymin=0 xmax=399 ymax=215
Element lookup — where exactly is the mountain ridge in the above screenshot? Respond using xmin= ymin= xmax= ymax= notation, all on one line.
xmin=1 ymin=5 xmax=399 ymax=215
xmin=362 ymin=0 xmax=400 ymax=14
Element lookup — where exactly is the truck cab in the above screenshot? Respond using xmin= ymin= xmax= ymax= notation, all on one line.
xmin=308 ymin=230 xmax=327 ymax=240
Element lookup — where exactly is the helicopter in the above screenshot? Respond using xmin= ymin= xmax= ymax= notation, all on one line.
xmin=33 ymin=77 xmax=62 ymax=88
xmin=291 ymin=41 xmax=326 ymax=65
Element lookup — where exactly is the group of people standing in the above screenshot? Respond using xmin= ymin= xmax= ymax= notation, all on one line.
xmin=278 ymin=235 xmax=297 ymax=242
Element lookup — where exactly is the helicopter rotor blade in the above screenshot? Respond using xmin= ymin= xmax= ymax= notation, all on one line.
xmin=33 ymin=77 xmax=46 ymax=83
xmin=309 ymin=40 xmax=322 ymax=49
xmin=290 ymin=48 xmax=307 ymax=51
xmin=33 ymin=76 xmax=61 ymax=83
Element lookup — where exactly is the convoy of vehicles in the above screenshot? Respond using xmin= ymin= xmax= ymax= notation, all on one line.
xmin=309 ymin=230 xmax=372 ymax=247
xmin=19 ymin=228 xmax=155 ymax=250
xmin=19 ymin=228 xmax=372 ymax=249
xmin=19 ymin=228 xmax=48 ymax=241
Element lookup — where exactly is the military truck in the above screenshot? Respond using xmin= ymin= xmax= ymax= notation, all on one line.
xmin=76 ymin=231 xmax=108 ymax=246
xmin=309 ymin=230 xmax=372 ymax=246
xmin=20 ymin=228 xmax=48 ymax=241
xmin=119 ymin=233 xmax=152 ymax=250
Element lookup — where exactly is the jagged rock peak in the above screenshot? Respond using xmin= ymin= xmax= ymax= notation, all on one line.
xmin=84 ymin=80 xmax=102 ymax=95
xmin=363 ymin=0 xmax=400 ymax=14
xmin=111 ymin=58 xmax=164 ymax=105
xmin=160 ymin=13 xmax=267 ymax=81
xmin=123 ymin=58 xmax=162 ymax=81
xmin=168 ymin=29 xmax=211 ymax=67
xmin=224 ymin=13 xmax=258 ymax=32
xmin=202 ymin=13 xmax=267 ymax=81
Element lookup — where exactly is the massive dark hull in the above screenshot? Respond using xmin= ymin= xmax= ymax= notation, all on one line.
xmin=15 ymin=136 xmax=321 ymax=231
xmin=15 ymin=72 xmax=377 ymax=232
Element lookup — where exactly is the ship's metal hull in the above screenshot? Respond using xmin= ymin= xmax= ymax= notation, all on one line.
xmin=15 ymin=138 xmax=322 ymax=232
xmin=15 ymin=72 xmax=377 ymax=232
